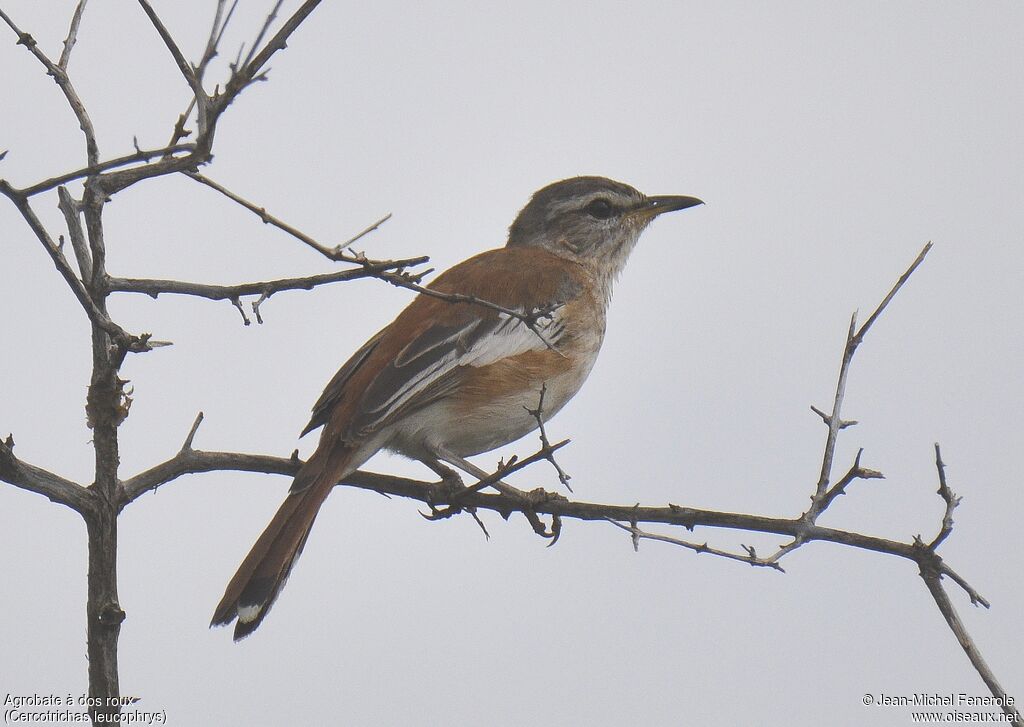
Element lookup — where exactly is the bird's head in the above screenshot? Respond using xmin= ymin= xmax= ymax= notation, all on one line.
xmin=506 ymin=176 xmax=703 ymax=278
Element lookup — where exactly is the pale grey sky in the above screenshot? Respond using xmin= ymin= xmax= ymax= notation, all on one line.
xmin=1 ymin=2 xmax=1022 ymax=725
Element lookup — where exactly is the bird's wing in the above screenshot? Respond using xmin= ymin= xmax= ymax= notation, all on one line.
xmin=305 ymin=247 xmax=582 ymax=441
xmin=301 ymin=328 xmax=387 ymax=436
xmin=350 ymin=304 xmax=566 ymax=437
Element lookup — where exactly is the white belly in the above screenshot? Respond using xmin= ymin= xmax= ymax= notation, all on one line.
xmin=385 ymin=350 xmax=597 ymax=459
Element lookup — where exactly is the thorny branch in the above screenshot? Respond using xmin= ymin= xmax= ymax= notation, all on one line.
xmin=106 ymin=256 xmax=429 ymax=325
xmin=1 ymin=1 xmax=1016 ymax=721
xmin=598 ymin=243 xmax=1016 ymax=714
xmin=0 ymin=4 xmax=99 ymax=164
xmin=0 ymin=4 xmax=336 ymax=724
xmin=524 ymin=383 xmax=573 ymax=492
xmin=183 ymin=171 xmax=567 ymax=344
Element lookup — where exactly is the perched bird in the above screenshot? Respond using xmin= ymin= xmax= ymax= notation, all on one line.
xmin=212 ymin=176 xmax=702 ymax=639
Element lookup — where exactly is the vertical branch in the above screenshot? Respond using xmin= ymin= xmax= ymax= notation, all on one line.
xmin=810 ymin=313 xmax=857 ymax=509
xmin=80 ymin=127 xmax=127 ymax=727
xmin=57 ymin=0 xmax=89 ymax=70
xmin=84 ymin=507 xmax=124 ymax=725
xmin=57 ymin=186 xmax=92 ymax=282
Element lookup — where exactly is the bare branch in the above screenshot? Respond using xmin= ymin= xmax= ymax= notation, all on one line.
xmin=605 ymin=518 xmax=786 ymax=571
xmin=938 ymin=562 xmax=990 ymax=609
xmin=113 ymin=446 xmax=944 ymax=568
xmin=184 ymin=171 xmax=389 ymax=260
xmin=232 ymin=0 xmax=321 ymax=87
xmin=0 ymin=6 xmax=99 ymax=165
xmin=0 ymin=183 xmax=126 ymax=340
xmin=196 ymin=0 xmax=232 ymax=76
xmin=14 ymin=144 xmax=195 ymax=198
xmin=181 ymin=412 xmax=205 ymax=451
xmin=135 ymin=0 xmax=201 ymax=95
xmin=810 ymin=312 xmax=857 ymax=509
xmin=809 ymin=404 xmax=857 ymax=429
xmin=337 ymin=213 xmax=393 ymax=252
xmin=182 ymin=171 xmax=563 ymax=347
xmin=927 ymin=443 xmax=959 ymax=549
xmin=226 ymin=297 xmax=248 ymax=325
xmin=165 ymin=98 xmax=196 ymax=150
xmin=853 ymin=242 xmax=932 ymax=344
xmin=0 ymin=435 xmax=93 ymax=513
xmin=57 ymin=0 xmax=89 ymax=70
xmin=524 ymin=383 xmax=572 ymax=491
xmin=241 ymin=0 xmax=284 ymax=70
xmin=106 ymin=257 xmax=429 ymax=312
xmin=919 ymin=563 xmax=1020 ymax=720
xmin=121 ymin=449 xmax=300 ymax=505
xmin=57 ymin=186 xmax=92 ymax=282
xmin=817 ymin=449 xmax=884 ymax=512
xmin=805 ymin=243 xmax=932 ymax=522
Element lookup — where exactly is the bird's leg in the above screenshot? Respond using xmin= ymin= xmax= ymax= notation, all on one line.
xmin=435 ymin=450 xmax=528 ymax=498
xmin=415 ymin=456 xmax=494 ymax=538
xmin=435 ymin=449 xmax=564 ymax=540
xmin=418 ymin=457 xmax=464 ymax=493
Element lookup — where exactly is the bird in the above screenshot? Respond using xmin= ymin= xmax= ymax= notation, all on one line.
xmin=211 ymin=176 xmax=703 ymax=639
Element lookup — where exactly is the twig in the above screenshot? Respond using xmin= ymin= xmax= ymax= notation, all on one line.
xmin=230 ymin=298 xmax=250 ymax=325
xmin=605 ymin=518 xmax=786 ymax=571
xmin=816 ymin=449 xmax=884 ymax=512
xmin=107 ymin=258 xmax=429 ymax=314
xmin=338 ymin=213 xmax=393 ymax=252
xmin=853 ymin=242 xmax=933 ymax=346
xmin=165 ymin=99 xmax=196 ymax=150
xmin=524 ymin=383 xmax=572 ymax=491
xmin=0 ymin=6 xmax=100 ymax=165
xmin=0 ymin=183 xmax=126 ymax=341
xmin=57 ymin=0 xmax=88 ymax=70
xmin=182 ymin=170 xmax=563 ymax=346
xmin=57 ymin=186 xmax=92 ymax=282
xmin=184 ymin=171 xmax=389 ymax=260
xmin=0 ymin=435 xmax=93 ymax=513
xmin=241 ymin=0 xmax=283 ymax=70
xmin=927 ymin=443 xmax=959 ymax=550
xmin=196 ymin=0 xmax=234 ymax=76
xmin=231 ymin=0 xmax=321 ymax=88
xmin=13 ymin=144 xmax=195 ymax=198
xmin=182 ymin=412 xmax=205 ymax=451
xmin=806 ymin=243 xmax=932 ymax=522
xmin=135 ymin=0 xmax=201 ymax=95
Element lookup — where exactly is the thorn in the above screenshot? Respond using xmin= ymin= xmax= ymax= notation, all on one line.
xmin=252 ymin=292 xmax=269 ymax=324
xmin=230 ymin=297 xmax=251 ymax=325
xmin=469 ymin=510 xmax=490 ymax=539
xmin=182 ymin=412 xmax=204 ymax=450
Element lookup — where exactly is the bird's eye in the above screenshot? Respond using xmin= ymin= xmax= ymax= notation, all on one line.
xmin=584 ymin=198 xmax=615 ymax=219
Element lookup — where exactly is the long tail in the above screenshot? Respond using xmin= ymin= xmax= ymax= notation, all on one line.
xmin=211 ymin=445 xmax=353 ymax=640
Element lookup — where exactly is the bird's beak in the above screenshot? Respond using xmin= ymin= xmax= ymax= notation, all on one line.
xmin=643 ymin=195 xmax=704 ymax=217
